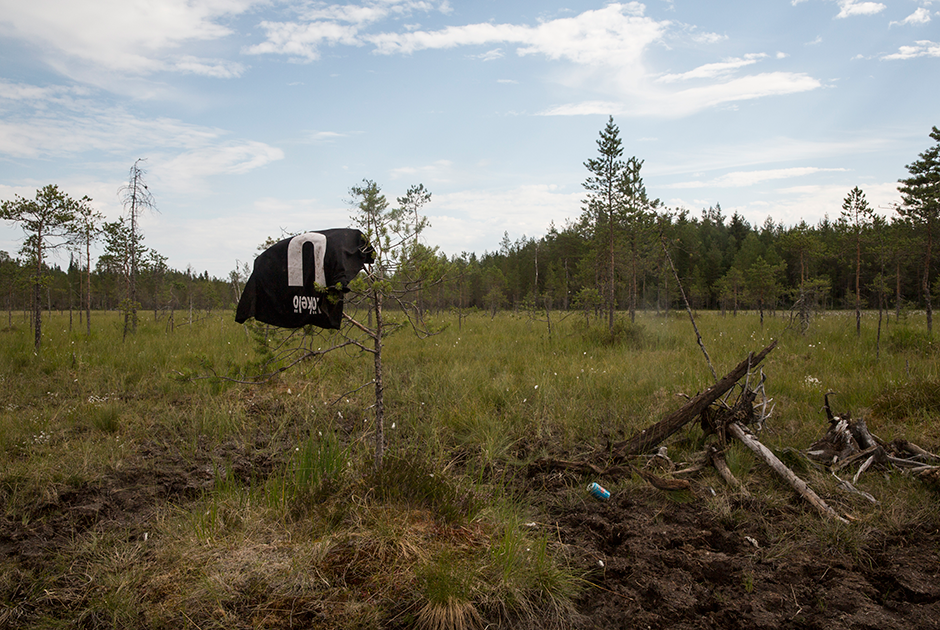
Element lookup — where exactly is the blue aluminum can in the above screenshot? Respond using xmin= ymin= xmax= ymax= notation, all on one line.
xmin=587 ymin=482 xmax=610 ymax=500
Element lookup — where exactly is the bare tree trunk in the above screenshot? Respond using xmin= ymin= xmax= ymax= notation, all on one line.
xmin=33 ymin=232 xmax=43 ymax=350
xmin=373 ymin=290 xmax=385 ymax=470
xmin=924 ymin=222 xmax=933 ymax=333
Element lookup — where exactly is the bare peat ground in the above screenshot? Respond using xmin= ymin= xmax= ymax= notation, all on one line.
xmin=3 ymin=438 xmax=940 ymax=629
xmin=534 ymin=473 xmax=940 ymax=630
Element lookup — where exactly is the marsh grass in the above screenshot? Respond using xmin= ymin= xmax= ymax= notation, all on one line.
xmin=1 ymin=308 xmax=939 ymax=628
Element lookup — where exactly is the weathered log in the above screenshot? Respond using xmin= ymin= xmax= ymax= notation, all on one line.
xmin=612 ymin=340 xmax=777 ymax=457
xmin=848 ymin=418 xmax=879 ymax=451
xmin=728 ymin=421 xmax=848 ymax=524
xmin=891 ymin=439 xmax=940 ymax=462
xmin=830 ymin=446 xmax=881 ymax=473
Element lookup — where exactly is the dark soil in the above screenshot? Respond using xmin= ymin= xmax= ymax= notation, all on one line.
xmin=3 ymin=441 xmax=940 ymax=629
xmin=546 ymin=484 xmax=940 ymax=630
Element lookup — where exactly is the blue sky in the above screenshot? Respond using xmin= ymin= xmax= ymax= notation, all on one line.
xmin=1 ymin=0 xmax=937 ymax=278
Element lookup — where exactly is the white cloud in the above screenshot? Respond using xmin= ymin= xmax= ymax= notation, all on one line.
xmin=538 ymin=100 xmax=624 ymax=116
xmin=473 ymin=48 xmax=504 ymax=62
xmin=305 ymin=131 xmax=347 ymax=143
xmin=0 ymin=0 xmax=259 ymax=78
xmin=541 ymin=71 xmax=820 ymax=118
xmin=890 ymin=7 xmax=932 ymax=26
xmin=389 ymin=159 xmax=454 ymax=182
xmin=661 ymin=72 xmax=821 ymax=115
xmin=690 ymin=31 xmax=727 ymax=45
xmin=365 ymin=3 xmax=666 ymax=67
xmin=0 ymin=79 xmax=282 ymax=196
xmin=666 ymin=167 xmax=848 ymax=189
xmin=882 ymin=40 xmax=940 ymax=59
xmin=245 ymin=21 xmax=362 ymax=61
xmin=835 ymin=0 xmax=886 ymax=19
xmin=665 ymin=181 xmax=901 ymax=229
xmin=246 ymin=3 xmax=821 ymax=118
xmin=656 ymin=53 xmax=767 ymax=83
xmin=172 ymin=56 xmax=246 ymax=79
xmin=154 ymin=142 xmax=285 ymax=194
xmin=246 ymin=0 xmax=453 ymax=61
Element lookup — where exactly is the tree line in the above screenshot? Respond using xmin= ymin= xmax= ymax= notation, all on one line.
xmin=0 ymin=162 xmax=237 ymax=350
xmin=3 ymin=124 xmax=938 ymax=350
xmin=388 ymin=121 xmax=940 ymax=337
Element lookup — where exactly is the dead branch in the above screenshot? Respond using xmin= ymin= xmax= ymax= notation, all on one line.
xmin=728 ymin=421 xmax=848 ymax=524
xmin=528 ymin=457 xmax=689 ymax=492
xmin=612 ymin=339 xmax=777 ymax=457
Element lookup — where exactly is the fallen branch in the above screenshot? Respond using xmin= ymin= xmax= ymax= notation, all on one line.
xmin=612 ymin=340 xmax=777 ymax=457
xmin=528 ymin=457 xmax=690 ymax=492
xmin=728 ymin=421 xmax=848 ymax=524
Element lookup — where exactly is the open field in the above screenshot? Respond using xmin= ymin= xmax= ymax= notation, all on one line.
xmin=2 ymin=307 xmax=940 ymax=629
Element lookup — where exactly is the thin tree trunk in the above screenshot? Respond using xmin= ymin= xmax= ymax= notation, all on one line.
xmin=33 ymin=232 xmax=43 ymax=350
xmin=373 ymin=290 xmax=385 ymax=470
xmin=855 ymin=236 xmax=861 ymax=337
xmin=925 ymin=221 xmax=933 ymax=333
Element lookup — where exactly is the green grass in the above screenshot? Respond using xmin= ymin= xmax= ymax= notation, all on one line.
xmin=1 ymin=307 xmax=938 ymax=628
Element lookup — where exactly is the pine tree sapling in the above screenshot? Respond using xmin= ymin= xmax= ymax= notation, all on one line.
xmin=347 ymin=179 xmax=434 ymax=470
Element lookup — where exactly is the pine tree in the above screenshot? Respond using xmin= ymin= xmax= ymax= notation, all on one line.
xmin=0 ymin=185 xmax=88 ymax=350
xmin=840 ymin=186 xmax=874 ymax=336
xmin=897 ymin=126 xmax=940 ymax=333
xmin=347 ymin=179 xmax=433 ymax=469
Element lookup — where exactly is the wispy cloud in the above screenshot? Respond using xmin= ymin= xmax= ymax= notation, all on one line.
xmin=0 ymin=79 xmax=282 ymax=194
xmin=666 ymin=167 xmax=848 ymax=189
xmin=365 ymin=3 xmax=666 ymax=67
xmin=541 ymin=71 xmax=820 ymax=118
xmin=472 ymin=48 xmax=504 ymax=62
xmin=155 ymin=142 xmax=285 ymax=194
xmin=882 ymin=40 xmax=940 ymax=59
xmin=835 ymin=0 xmax=886 ymax=19
xmin=656 ymin=54 xmax=767 ymax=83
xmin=0 ymin=0 xmax=259 ymax=79
xmin=246 ymin=0 xmax=454 ymax=61
xmin=389 ymin=159 xmax=454 ymax=182
xmin=890 ymin=8 xmax=932 ymax=26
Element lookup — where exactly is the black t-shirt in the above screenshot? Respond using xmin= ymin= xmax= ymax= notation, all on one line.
xmin=235 ymin=228 xmax=375 ymax=329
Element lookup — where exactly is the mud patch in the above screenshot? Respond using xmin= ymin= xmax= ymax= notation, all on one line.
xmin=547 ymin=487 xmax=940 ymax=630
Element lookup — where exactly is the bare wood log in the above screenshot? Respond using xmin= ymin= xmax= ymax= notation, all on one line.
xmin=852 ymin=454 xmax=876 ymax=485
xmin=891 ymin=439 xmax=940 ymax=462
xmin=848 ymin=418 xmax=878 ymax=451
xmin=612 ymin=340 xmax=777 ymax=457
xmin=727 ymin=421 xmax=848 ymax=524
xmin=830 ymin=446 xmax=879 ymax=472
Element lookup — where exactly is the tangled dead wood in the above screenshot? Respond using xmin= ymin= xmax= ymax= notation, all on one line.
xmin=532 ymin=339 xmax=855 ymax=523
xmin=805 ymin=393 xmax=940 ymax=492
